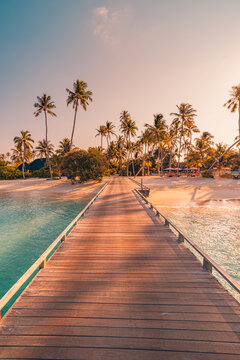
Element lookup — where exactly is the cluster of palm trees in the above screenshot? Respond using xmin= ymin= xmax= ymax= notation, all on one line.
xmin=95 ymin=83 xmax=240 ymax=176
xmin=11 ymin=135 xmax=75 ymax=179
xmin=2 ymin=82 xmax=240 ymax=179
xmin=95 ymin=105 xmax=201 ymax=176
xmin=10 ymin=79 xmax=92 ymax=179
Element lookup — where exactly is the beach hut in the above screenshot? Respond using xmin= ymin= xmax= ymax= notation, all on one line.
xmin=164 ymin=168 xmax=182 ymax=177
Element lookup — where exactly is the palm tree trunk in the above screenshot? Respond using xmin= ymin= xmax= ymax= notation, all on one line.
xmin=101 ymin=135 xmax=103 ymax=149
xmin=22 ymin=142 xmax=25 ymax=179
xmin=44 ymin=111 xmax=53 ymax=179
xmin=160 ymin=149 xmax=163 ymax=176
xmin=157 ymin=146 xmax=160 ymax=176
xmin=70 ymin=105 xmax=78 ymax=151
xmin=119 ymin=155 xmax=122 ymax=176
xmin=147 ymin=144 xmax=150 ymax=176
xmin=177 ymin=122 xmax=183 ymax=176
xmin=169 ymin=141 xmax=174 ymax=176
xmin=107 ymin=136 xmax=110 ymax=169
xmin=142 ymin=145 xmax=146 ymax=176
xmin=186 ymin=148 xmax=189 ymax=176
xmin=238 ymin=102 xmax=240 ymax=139
xmin=126 ymin=135 xmax=130 ymax=176
xmin=131 ymin=151 xmax=135 ymax=176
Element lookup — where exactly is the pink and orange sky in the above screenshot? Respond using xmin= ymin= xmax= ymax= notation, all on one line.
xmin=1 ymin=0 xmax=240 ymax=153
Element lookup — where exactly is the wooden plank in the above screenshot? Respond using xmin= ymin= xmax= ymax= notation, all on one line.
xmin=2 ymin=335 xmax=240 ymax=354
xmin=1 ymin=347 xmax=240 ymax=360
xmin=1 ymin=325 xmax=240 ymax=343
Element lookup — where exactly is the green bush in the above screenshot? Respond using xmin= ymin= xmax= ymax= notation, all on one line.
xmin=0 ymin=166 xmax=22 ymax=180
xmin=201 ymin=171 xmax=214 ymax=178
xmin=61 ymin=149 xmax=107 ymax=182
xmin=31 ymin=167 xmax=59 ymax=178
xmin=31 ymin=167 xmax=51 ymax=178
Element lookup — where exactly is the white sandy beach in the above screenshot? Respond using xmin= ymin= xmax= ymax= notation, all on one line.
xmin=0 ymin=177 xmax=108 ymax=199
xmin=138 ymin=176 xmax=240 ymax=207
xmin=1 ymin=176 xmax=240 ymax=206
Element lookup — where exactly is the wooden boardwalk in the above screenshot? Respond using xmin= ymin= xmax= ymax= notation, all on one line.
xmin=1 ymin=177 xmax=240 ymax=359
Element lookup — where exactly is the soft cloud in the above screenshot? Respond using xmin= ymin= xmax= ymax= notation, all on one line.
xmin=92 ymin=6 xmax=119 ymax=45
xmin=93 ymin=7 xmax=109 ymax=20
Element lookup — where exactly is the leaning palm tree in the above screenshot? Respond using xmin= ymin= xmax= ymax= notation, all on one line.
xmin=95 ymin=125 xmax=107 ymax=149
xmin=224 ymin=84 xmax=240 ymax=139
xmin=66 ymin=79 xmax=93 ymax=150
xmin=34 ymin=94 xmax=56 ymax=179
xmin=170 ymin=103 xmax=197 ymax=175
xmin=209 ymin=84 xmax=240 ymax=171
xmin=14 ymin=130 xmax=34 ymax=179
xmin=36 ymin=139 xmax=54 ymax=159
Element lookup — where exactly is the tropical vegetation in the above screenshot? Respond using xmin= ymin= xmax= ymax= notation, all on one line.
xmin=1 ymin=82 xmax=240 ymax=181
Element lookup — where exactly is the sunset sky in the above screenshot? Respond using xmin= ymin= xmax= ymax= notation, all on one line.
xmin=1 ymin=0 xmax=240 ymax=153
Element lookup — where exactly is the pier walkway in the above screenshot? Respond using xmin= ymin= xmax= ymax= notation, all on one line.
xmin=1 ymin=178 xmax=240 ymax=359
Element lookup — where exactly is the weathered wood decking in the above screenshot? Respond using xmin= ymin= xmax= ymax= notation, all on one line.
xmin=1 ymin=177 xmax=240 ymax=359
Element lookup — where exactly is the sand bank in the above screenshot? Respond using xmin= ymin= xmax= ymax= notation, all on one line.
xmin=0 ymin=177 xmax=108 ymax=199
xmin=138 ymin=176 xmax=240 ymax=206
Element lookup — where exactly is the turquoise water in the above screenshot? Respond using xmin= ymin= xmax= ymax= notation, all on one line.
xmin=158 ymin=202 xmax=240 ymax=284
xmin=0 ymin=192 xmax=95 ymax=300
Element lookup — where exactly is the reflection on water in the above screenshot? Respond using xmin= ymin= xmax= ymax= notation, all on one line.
xmin=158 ymin=201 xmax=240 ymax=284
xmin=0 ymin=193 xmax=90 ymax=298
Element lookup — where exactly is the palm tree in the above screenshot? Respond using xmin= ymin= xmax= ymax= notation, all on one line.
xmin=34 ymin=94 xmax=56 ymax=179
xmin=14 ymin=130 xmax=34 ymax=179
xmin=56 ymin=138 xmax=73 ymax=156
xmin=129 ymin=141 xmax=137 ymax=176
xmin=194 ymin=131 xmax=214 ymax=169
xmin=66 ymin=79 xmax=93 ymax=150
xmin=224 ymin=84 xmax=240 ymax=139
xmin=5 ymin=152 xmax=11 ymax=162
xmin=208 ymin=84 xmax=240 ymax=171
xmin=115 ymin=136 xmax=126 ymax=175
xmin=120 ymin=111 xmax=138 ymax=176
xmin=36 ymin=139 xmax=54 ymax=159
xmin=214 ymin=143 xmax=228 ymax=175
xmin=167 ymin=119 xmax=180 ymax=172
xmin=95 ymin=125 xmax=107 ymax=149
xmin=105 ymin=121 xmax=115 ymax=147
xmin=170 ymin=103 xmax=197 ymax=175
xmin=11 ymin=144 xmax=22 ymax=166
xmin=184 ymin=119 xmax=199 ymax=173
xmin=139 ymin=130 xmax=148 ymax=176
xmin=139 ymin=129 xmax=154 ymax=176
xmin=145 ymin=114 xmax=167 ymax=176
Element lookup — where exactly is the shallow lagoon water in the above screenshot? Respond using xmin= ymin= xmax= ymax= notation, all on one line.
xmin=0 ymin=192 xmax=92 ymax=299
xmin=158 ymin=201 xmax=240 ymax=283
